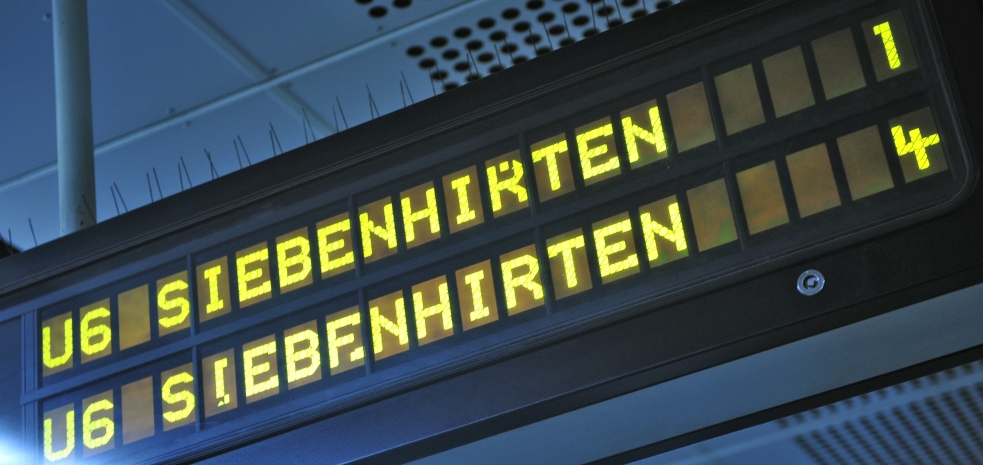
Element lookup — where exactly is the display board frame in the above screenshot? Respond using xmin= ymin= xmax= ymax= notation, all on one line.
xmin=1 ymin=0 xmax=981 ymax=462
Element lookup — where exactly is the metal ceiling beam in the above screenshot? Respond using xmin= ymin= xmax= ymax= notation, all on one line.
xmin=0 ymin=0 xmax=486 ymax=196
xmin=158 ymin=0 xmax=335 ymax=138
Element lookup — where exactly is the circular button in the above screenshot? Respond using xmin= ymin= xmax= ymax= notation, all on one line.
xmin=797 ymin=270 xmax=825 ymax=296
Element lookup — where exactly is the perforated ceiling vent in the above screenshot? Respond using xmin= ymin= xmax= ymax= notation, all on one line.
xmin=356 ymin=0 xmax=416 ymax=19
xmin=405 ymin=0 xmax=682 ymax=91
xmin=780 ymin=360 xmax=983 ymax=464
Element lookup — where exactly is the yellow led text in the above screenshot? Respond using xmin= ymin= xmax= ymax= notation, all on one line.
xmin=872 ymin=22 xmax=901 ymax=69
xmin=276 ymin=231 xmax=313 ymax=293
xmin=326 ymin=309 xmax=365 ymax=374
xmin=892 ymin=125 xmax=939 ymax=171
xmin=243 ymin=338 xmax=280 ymax=401
xmin=413 ymin=278 xmax=453 ymax=345
xmin=401 ymin=184 xmax=442 ymax=248
xmin=42 ymin=315 xmax=73 ymax=371
xmin=284 ymin=325 xmax=321 ymax=387
xmin=622 ymin=105 xmax=668 ymax=163
xmin=500 ymin=247 xmax=544 ymax=315
xmin=236 ymin=245 xmax=273 ymax=307
xmin=317 ymin=215 xmax=355 ymax=277
xmin=157 ymin=275 xmax=190 ymax=333
xmin=43 ymin=407 xmax=74 ymax=462
xmin=577 ymin=121 xmax=620 ymax=182
xmin=593 ymin=215 xmax=640 ymax=282
xmin=360 ymin=199 xmax=398 ymax=263
xmin=82 ymin=398 xmax=114 ymax=451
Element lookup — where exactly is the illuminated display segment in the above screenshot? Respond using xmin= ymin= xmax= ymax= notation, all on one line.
xmin=890 ymin=107 xmax=947 ymax=182
xmin=161 ymin=364 xmax=196 ymax=430
xmin=443 ymin=167 xmax=485 ymax=233
xmin=121 ymin=377 xmax=154 ymax=444
xmin=639 ymin=196 xmax=689 ymax=267
xmin=786 ymin=144 xmax=842 ymax=217
xmin=737 ymin=161 xmax=790 ymax=234
xmin=203 ymin=349 xmax=238 ymax=417
xmin=42 ymin=358 xmax=199 ymax=461
xmin=500 ymin=245 xmax=545 ymax=315
xmin=485 ymin=151 xmax=529 ymax=218
xmin=413 ymin=276 xmax=454 ymax=346
xmin=41 ymin=312 xmax=73 ymax=376
xmin=838 ymin=126 xmax=894 ymax=199
xmin=157 ymin=272 xmax=191 ymax=336
xmin=531 ymin=134 xmax=576 ymax=201
xmin=316 ymin=213 xmax=356 ymax=278
xmin=455 ymin=261 xmax=499 ymax=331
xmin=863 ymin=10 xmax=918 ymax=81
xmin=762 ymin=47 xmax=815 ymax=117
xmin=236 ymin=244 xmax=273 ymax=308
xmin=43 ymin=403 xmax=74 ymax=463
xmin=243 ymin=336 xmax=280 ymax=402
xmin=546 ymin=229 xmax=592 ymax=299
xmin=196 ymin=257 xmax=231 ymax=323
xmin=873 ymin=22 xmax=900 ymax=68
xmin=360 ymin=197 xmax=399 ymax=264
xmin=80 ymin=299 xmax=111 ymax=363
xmin=401 ymin=182 xmax=443 ymax=249
xmin=118 ymin=285 xmax=150 ymax=350
xmin=812 ymin=28 xmax=867 ymax=99
xmin=276 ymin=229 xmax=314 ymax=294
xmin=325 ymin=306 xmax=364 ymax=375
xmin=81 ymin=390 xmax=114 ymax=457
xmin=688 ymin=179 xmax=738 ymax=251
xmin=621 ymin=99 xmax=668 ymax=168
xmin=592 ymin=213 xmax=641 ymax=283
xmin=576 ymin=117 xmax=622 ymax=185
xmin=369 ymin=291 xmax=410 ymax=360
xmin=715 ymin=65 xmax=766 ymax=135
xmin=667 ymin=82 xmax=716 ymax=152
xmin=284 ymin=321 xmax=322 ymax=388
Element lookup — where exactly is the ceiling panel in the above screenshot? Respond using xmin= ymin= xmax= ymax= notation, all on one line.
xmin=87 ymin=0 xmax=254 ymax=144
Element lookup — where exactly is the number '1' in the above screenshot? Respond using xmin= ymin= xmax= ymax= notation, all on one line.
xmin=873 ymin=22 xmax=902 ymax=69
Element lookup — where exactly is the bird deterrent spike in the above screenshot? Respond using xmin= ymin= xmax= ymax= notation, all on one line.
xmin=180 ymin=156 xmax=194 ymax=187
xmin=401 ymin=71 xmax=414 ymax=104
xmin=28 ymin=218 xmax=38 ymax=247
xmin=269 ymin=122 xmax=284 ymax=155
xmin=113 ymin=182 xmax=128 ymax=212
xmin=236 ymin=135 xmax=252 ymax=165
xmin=153 ymin=167 xmax=163 ymax=198
xmin=111 ymin=186 xmax=120 ymax=215
xmin=146 ymin=173 xmax=154 ymax=202
xmin=335 ymin=97 xmax=349 ymax=129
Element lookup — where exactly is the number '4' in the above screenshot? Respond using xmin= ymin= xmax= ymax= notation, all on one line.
xmin=892 ymin=125 xmax=939 ymax=170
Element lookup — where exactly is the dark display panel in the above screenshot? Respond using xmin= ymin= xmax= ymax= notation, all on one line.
xmin=16 ymin=0 xmax=976 ymax=463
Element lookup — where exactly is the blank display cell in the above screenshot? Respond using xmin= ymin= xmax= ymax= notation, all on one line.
xmin=837 ymin=126 xmax=894 ymax=199
xmin=687 ymin=179 xmax=737 ymax=251
xmin=786 ymin=144 xmax=842 ymax=217
xmin=812 ymin=28 xmax=866 ymax=100
xmin=715 ymin=64 xmax=766 ymax=135
xmin=737 ymin=161 xmax=789 ymax=234
xmin=667 ymin=82 xmax=716 ymax=152
xmin=762 ymin=46 xmax=815 ymax=117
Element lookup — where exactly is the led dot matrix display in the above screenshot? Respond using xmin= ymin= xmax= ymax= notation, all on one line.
xmin=30 ymin=0 xmax=974 ymax=462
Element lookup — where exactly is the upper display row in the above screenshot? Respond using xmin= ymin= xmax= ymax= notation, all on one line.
xmin=39 ymin=8 xmax=927 ymax=382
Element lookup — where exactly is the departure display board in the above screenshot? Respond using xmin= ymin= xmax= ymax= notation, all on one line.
xmin=25 ymin=0 xmax=975 ymax=462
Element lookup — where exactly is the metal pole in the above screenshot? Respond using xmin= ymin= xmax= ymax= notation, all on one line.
xmin=52 ymin=0 xmax=96 ymax=235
